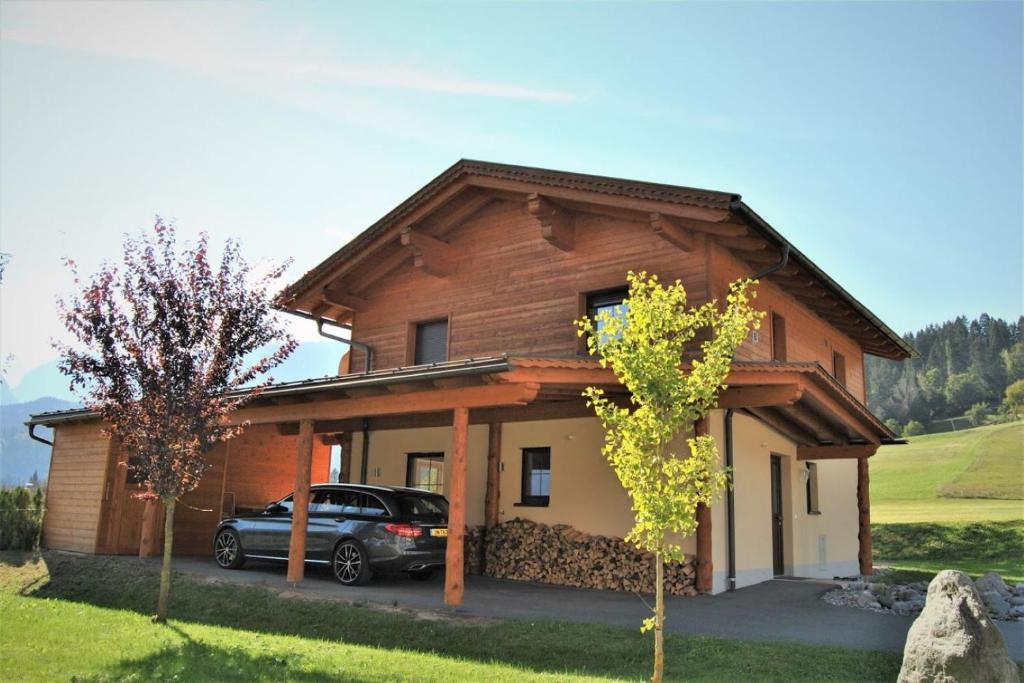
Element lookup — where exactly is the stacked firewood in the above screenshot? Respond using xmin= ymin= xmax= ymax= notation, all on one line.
xmin=463 ymin=526 xmax=485 ymax=575
xmin=478 ymin=518 xmax=697 ymax=595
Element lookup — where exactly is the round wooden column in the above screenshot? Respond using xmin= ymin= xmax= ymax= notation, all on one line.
xmin=287 ymin=419 xmax=315 ymax=584
xmin=445 ymin=407 xmax=470 ymax=606
xmin=857 ymin=456 xmax=872 ymax=577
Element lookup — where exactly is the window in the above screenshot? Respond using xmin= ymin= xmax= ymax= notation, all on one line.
xmin=805 ymin=463 xmax=820 ymax=514
xmin=413 ymin=319 xmax=449 ymax=365
xmin=311 ymin=489 xmax=360 ymax=515
xmin=395 ymin=494 xmax=449 ymax=521
xmin=832 ymin=351 xmax=847 ymax=387
xmin=771 ymin=313 xmax=787 ymax=361
xmin=586 ymin=288 xmax=629 ymax=347
xmin=278 ymin=494 xmax=294 ymax=512
xmin=406 ymin=453 xmax=445 ymax=494
xmin=520 ymin=447 xmax=551 ymax=506
xmin=361 ymin=493 xmax=389 ymax=517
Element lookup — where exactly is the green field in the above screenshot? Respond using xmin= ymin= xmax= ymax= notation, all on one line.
xmin=871 ymin=421 xmax=1024 ymax=523
xmin=0 ymin=551 xmax=904 ymax=682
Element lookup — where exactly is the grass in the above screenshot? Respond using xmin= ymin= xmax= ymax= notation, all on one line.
xmin=870 ymin=421 xmax=1024 ymax=523
xmin=0 ymin=551 xmax=904 ymax=682
xmin=873 ymin=520 xmax=1024 ymax=583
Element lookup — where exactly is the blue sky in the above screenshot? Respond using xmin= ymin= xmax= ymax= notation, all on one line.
xmin=1 ymin=0 xmax=1021 ymax=388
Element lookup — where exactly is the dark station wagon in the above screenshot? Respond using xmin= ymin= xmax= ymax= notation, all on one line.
xmin=212 ymin=484 xmax=449 ymax=585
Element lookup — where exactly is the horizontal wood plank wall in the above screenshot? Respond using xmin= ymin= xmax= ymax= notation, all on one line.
xmin=43 ymin=422 xmax=110 ymax=553
xmin=708 ymin=244 xmax=867 ymax=402
xmin=347 ymin=201 xmax=709 ymax=370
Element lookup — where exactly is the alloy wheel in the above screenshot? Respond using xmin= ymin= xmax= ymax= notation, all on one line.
xmin=334 ymin=542 xmax=362 ymax=584
xmin=214 ymin=531 xmax=238 ymax=567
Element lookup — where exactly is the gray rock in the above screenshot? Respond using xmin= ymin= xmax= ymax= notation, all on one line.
xmin=892 ymin=600 xmax=922 ymax=613
xmin=897 ymin=587 xmax=921 ymax=602
xmin=856 ymin=590 xmax=882 ymax=609
xmin=898 ymin=570 xmax=1017 ymax=683
xmin=877 ymin=586 xmax=897 ymax=609
xmin=1009 ymin=595 xmax=1024 ymax=607
xmin=1010 ymin=606 xmax=1024 ymax=620
xmin=975 ymin=572 xmax=1011 ymax=599
xmin=1015 ymin=583 xmax=1024 ymax=597
xmin=846 ymin=580 xmax=866 ymax=592
xmin=982 ymin=590 xmax=1011 ymax=619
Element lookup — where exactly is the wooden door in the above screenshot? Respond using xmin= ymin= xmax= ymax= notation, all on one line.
xmin=770 ymin=455 xmax=785 ymax=576
xmin=115 ymin=485 xmax=149 ymax=554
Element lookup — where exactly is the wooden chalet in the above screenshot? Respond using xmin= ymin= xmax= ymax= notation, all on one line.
xmin=29 ymin=160 xmax=911 ymax=604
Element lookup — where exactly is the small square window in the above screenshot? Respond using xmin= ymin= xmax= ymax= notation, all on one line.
xmin=413 ymin=319 xmax=448 ymax=365
xmin=407 ymin=453 xmax=445 ymax=494
xmin=520 ymin=447 xmax=551 ymax=507
xmin=586 ymin=288 xmax=629 ymax=347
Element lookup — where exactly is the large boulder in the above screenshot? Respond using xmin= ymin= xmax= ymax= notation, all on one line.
xmin=898 ymin=570 xmax=1018 ymax=683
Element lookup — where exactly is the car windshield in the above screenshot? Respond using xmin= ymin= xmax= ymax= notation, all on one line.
xmin=395 ymin=494 xmax=448 ymax=521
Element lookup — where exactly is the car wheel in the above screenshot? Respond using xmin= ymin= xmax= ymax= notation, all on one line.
xmin=214 ymin=528 xmax=245 ymax=569
xmin=332 ymin=539 xmax=372 ymax=586
xmin=409 ymin=569 xmax=434 ymax=581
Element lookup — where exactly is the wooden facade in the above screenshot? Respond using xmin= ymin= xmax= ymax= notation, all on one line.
xmin=32 ymin=160 xmax=910 ymax=603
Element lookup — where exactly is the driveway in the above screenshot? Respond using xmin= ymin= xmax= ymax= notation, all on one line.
xmin=167 ymin=557 xmax=1024 ymax=659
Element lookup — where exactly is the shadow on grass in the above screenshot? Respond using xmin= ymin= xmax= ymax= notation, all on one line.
xmin=5 ymin=551 xmax=902 ymax=682
xmin=87 ymin=623 xmax=385 ymax=683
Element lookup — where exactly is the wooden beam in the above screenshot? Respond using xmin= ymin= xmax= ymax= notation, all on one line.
xmin=784 ymin=403 xmax=848 ymax=444
xmin=527 ymin=193 xmax=575 ymax=251
xmin=343 ymin=386 xmax=392 ymax=399
xmin=799 ymin=383 xmax=880 ymax=445
xmin=796 ymin=444 xmax=879 ymax=460
xmin=858 ymin=457 xmax=872 ymax=576
xmin=445 ymin=407 xmax=470 ymax=606
xmin=321 ymin=286 xmax=368 ymax=312
xmin=351 ymin=248 xmax=411 ymax=294
xmin=715 ymin=235 xmax=768 ymax=252
xmin=485 ymin=423 xmax=501 ymax=530
xmin=649 ymin=212 xmax=695 ymax=252
xmin=432 ymin=376 xmax=482 ymax=389
xmin=401 ymin=228 xmax=455 ymax=277
xmin=717 ymin=384 xmax=803 ymax=409
xmin=694 ymin=418 xmax=712 ymax=593
xmin=287 ymin=419 xmax=315 ymax=583
xmin=747 ymin=407 xmax=818 ymax=446
xmin=429 ymin=189 xmax=495 ymax=237
xmin=231 ymin=382 xmax=541 ymax=425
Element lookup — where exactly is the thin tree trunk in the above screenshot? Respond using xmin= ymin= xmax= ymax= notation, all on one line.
xmin=155 ymin=497 xmax=175 ymax=623
xmin=652 ymin=551 xmax=665 ymax=683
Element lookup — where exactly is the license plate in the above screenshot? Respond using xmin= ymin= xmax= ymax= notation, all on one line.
xmin=430 ymin=528 xmax=448 ymax=538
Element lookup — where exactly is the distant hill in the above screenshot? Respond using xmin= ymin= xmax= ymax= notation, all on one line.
xmin=0 ymin=396 xmax=77 ymax=485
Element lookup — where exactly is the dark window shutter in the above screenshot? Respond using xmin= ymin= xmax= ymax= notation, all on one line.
xmin=415 ymin=320 xmax=448 ymax=365
xmin=771 ymin=314 xmax=787 ymax=362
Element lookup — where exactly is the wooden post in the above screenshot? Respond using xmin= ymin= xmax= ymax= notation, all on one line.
xmin=857 ymin=456 xmax=872 ymax=577
xmin=287 ymin=419 xmax=315 ymax=584
xmin=484 ymin=423 xmax=501 ymax=529
xmin=138 ymin=498 xmax=164 ymax=558
xmin=694 ymin=418 xmax=713 ymax=593
xmin=339 ymin=432 xmax=353 ymax=482
xmin=445 ymin=407 xmax=470 ymax=606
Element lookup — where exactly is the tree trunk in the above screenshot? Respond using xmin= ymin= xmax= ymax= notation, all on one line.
xmin=652 ymin=551 xmax=665 ymax=683
xmin=155 ymin=496 xmax=175 ymax=623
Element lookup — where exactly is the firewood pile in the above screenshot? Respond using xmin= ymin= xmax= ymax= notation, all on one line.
xmin=464 ymin=526 xmax=485 ymax=575
xmin=476 ymin=518 xmax=697 ymax=595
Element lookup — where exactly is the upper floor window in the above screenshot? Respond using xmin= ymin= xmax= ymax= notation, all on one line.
xmin=771 ymin=313 xmax=787 ymax=362
xmin=413 ymin=318 xmax=448 ymax=365
xmin=586 ymin=288 xmax=629 ymax=347
xmin=520 ymin=447 xmax=551 ymax=507
xmin=406 ymin=453 xmax=445 ymax=494
xmin=832 ymin=351 xmax=847 ymax=387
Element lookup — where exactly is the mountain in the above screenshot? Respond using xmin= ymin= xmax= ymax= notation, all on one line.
xmin=0 ymin=396 xmax=77 ymax=485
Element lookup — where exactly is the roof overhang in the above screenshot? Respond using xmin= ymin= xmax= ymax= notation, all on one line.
xmin=30 ymin=356 xmax=899 ymax=456
xmin=275 ymin=160 xmax=913 ymax=360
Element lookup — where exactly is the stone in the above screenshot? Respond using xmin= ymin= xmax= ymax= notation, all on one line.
xmin=897 ymin=570 xmax=1018 ymax=683
xmin=1015 ymin=583 xmax=1024 ymax=597
xmin=892 ymin=600 xmax=921 ymax=613
xmin=846 ymin=580 xmax=866 ymax=592
xmin=1010 ymin=606 xmax=1024 ymax=619
xmin=975 ymin=572 xmax=1011 ymax=599
xmin=877 ymin=586 xmax=897 ymax=609
xmin=1010 ymin=595 xmax=1024 ymax=607
xmin=982 ymin=590 xmax=1012 ymax=620
xmin=856 ymin=590 xmax=882 ymax=609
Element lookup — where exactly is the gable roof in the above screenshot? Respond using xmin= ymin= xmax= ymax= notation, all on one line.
xmin=278 ymin=159 xmax=913 ymax=360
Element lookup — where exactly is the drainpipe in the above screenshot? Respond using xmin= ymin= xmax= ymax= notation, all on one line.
xmin=27 ymin=424 xmax=53 ymax=446
xmin=722 ymin=242 xmax=792 ymax=592
xmin=283 ymin=308 xmax=375 ymax=374
xmin=359 ymin=418 xmax=371 ymax=485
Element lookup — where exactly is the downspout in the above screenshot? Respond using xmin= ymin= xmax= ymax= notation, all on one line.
xmin=282 ymin=308 xmax=375 ymax=374
xmin=722 ymin=242 xmax=791 ymax=591
xmin=27 ymin=424 xmax=53 ymax=446
xmin=359 ymin=418 xmax=371 ymax=485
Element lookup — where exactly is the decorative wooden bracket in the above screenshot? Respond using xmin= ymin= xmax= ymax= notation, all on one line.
xmin=649 ymin=212 xmax=695 ymax=252
xmin=400 ymin=228 xmax=455 ymax=277
xmin=527 ymin=193 xmax=575 ymax=251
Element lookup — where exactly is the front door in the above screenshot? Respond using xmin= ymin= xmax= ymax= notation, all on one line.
xmin=770 ymin=455 xmax=785 ymax=576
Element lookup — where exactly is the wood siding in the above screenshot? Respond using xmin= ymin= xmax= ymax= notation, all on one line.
xmin=708 ymin=243 xmax=867 ymax=401
xmin=348 ymin=200 xmax=710 ymax=369
xmin=43 ymin=423 xmax=110 ymax=553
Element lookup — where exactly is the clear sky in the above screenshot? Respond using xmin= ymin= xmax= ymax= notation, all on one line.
xmin=1 ymin=0 xmax=1021 ymax=387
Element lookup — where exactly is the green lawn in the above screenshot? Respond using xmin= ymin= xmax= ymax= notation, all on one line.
xmin=871 ymin=421 xmax=1024 ymax=523
xmin=0 ymin=551 xmax=903 ymax=682
xmin=873 ymin=520 xmax=1024 ymax=583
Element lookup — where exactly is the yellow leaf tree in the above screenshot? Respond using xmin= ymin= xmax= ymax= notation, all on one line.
xmin=576 ymin=271 xmax=763 ymax=683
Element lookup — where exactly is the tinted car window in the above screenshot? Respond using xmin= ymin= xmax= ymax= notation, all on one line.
xmin=312 ymin=490 xmax=360 ymax=514
xmin=279 ymin=495 xmax=294 ymax=512
xmin=361 ymin=493 xmax=389 ymax=517
xmin=395 ymin=494 xmax=448 ymax=520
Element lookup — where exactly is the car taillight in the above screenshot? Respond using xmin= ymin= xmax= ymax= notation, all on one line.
xmin=384 ymin=523 xmax=422 ymax=538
